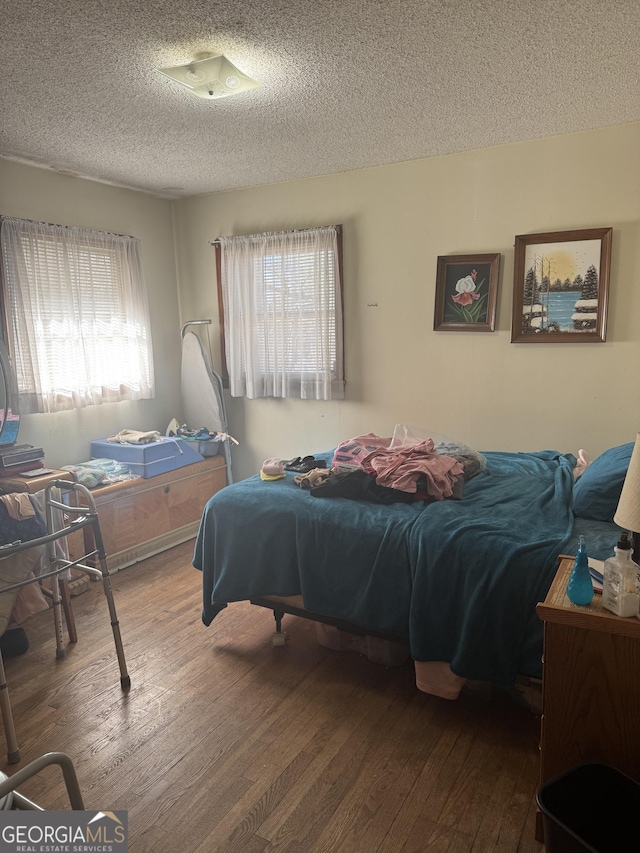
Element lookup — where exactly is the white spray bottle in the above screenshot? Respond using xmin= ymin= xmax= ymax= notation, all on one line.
xmin=601 ymin=532 xmax=640 ymax=618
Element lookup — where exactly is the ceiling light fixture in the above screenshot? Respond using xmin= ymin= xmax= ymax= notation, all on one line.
xmin=158 ymin=53 xmax=261 ymax=100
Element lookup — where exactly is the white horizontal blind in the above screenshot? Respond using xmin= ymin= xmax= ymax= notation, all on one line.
xmin=219 ymin=226 xmax=344 ymax=399
xmin=0 ymin=217 xmax=154 ymax=413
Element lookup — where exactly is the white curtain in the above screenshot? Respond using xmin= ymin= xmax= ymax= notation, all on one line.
xmin=219 ymin=226 xmax=344 ymax=400
xmin=0 ymin=217 xmax=155 ymax=413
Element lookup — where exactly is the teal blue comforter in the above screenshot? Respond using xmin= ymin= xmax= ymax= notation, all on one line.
xmin=193 ymin=449 xmax=619 ymax=688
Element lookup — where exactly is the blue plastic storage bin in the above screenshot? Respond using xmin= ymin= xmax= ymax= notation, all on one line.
xmin=90 ymin=437 xmax=204 ymax=478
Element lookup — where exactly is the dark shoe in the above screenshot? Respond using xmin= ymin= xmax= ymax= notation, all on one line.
xmin=285 ymin=456 xmax=327 ymax=473
xmin=282 ymin=456 xmax=302 ymax=470
xmin=0 ymin=628 xmax=29 ymax=658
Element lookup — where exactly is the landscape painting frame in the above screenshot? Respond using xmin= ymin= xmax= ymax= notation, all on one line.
xmin=433 ymin=253 xmax=500 ymax=332
xmin=511 ymin=227 xmax=612 ymax=343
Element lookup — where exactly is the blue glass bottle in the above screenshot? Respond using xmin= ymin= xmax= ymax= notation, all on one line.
xmin=567 ymin=535 xmax=594 ymax=606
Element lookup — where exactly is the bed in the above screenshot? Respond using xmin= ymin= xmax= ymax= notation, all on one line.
xmin=193 ymin=442 xmax=627 ymax=698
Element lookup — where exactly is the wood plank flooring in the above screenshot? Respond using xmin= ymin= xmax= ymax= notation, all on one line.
xmin=1 ymin=542 xmax=543 ymax=852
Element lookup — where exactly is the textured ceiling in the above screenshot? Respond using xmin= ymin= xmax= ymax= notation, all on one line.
xmin=1 ymin=0 xmax=639 ymax=199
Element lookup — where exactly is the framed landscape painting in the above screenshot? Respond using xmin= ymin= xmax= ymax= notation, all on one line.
xmin=433 ymin=253 xmax=500 ymax=332
xmin=511 ymin=227 xmax=612 ymax=343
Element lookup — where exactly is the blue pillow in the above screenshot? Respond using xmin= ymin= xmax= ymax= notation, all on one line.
xmin=572 ymin=442 xmax=634 ymax=522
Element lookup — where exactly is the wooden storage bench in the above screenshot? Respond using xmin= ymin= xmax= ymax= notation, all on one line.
xmin=79 ymin=455 xmax=227 ymax=572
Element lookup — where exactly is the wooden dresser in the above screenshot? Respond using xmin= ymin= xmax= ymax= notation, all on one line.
xmin=535 ymin=555 xmax=640 ymax=839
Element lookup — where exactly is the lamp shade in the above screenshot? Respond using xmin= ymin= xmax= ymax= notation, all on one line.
xmin=158 ymin=55 xmax=261 ymax=100
xmin=614 ymin=432 xmax=640 ymax=533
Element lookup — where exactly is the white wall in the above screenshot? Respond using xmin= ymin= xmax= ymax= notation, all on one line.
xmin=3 ymin=123 xmax=638 ymax=480
xmin=0 ymin=159 xmax=183 ymax=468
xmin=173 ymin=122 xmax=640 ymax=481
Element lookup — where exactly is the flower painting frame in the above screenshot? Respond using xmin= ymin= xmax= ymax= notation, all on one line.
xmin=434 ymin=253 xmax=500 ymax=332
xmin=511 ymin=227 xmax=612 ymax=343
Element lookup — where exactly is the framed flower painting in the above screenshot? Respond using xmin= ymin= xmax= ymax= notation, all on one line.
xmin=433 ymin=253 xmax=500 ymax=332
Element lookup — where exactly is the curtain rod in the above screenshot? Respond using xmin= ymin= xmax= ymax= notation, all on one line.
xmin=209 ymin=224 xmax=341 ymax=246
xmin=0 ymin=214 xmax=135 ymax=240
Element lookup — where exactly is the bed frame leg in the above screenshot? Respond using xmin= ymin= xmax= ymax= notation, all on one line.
xmin=271 ymin=608 xmax=288 ymax=646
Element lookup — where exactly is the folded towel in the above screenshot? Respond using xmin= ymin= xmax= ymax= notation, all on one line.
xmin=108 ymin=429 xmax=162 ymax=445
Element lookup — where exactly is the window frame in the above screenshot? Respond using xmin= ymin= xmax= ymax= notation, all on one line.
xmin=0 ymin=216 xmax=154 ymax=414
xmin=214 ymin=224 xmax=344 ymax=391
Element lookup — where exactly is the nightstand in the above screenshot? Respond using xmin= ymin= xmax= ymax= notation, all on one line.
xmin=0 ymin=469 xmax=84 ymax=562
xmin=0 ymin=469 xmax=71 ymax=493
xmin=0 ymin=469 xmax=83 ymax=640
xmin=535 ymin=555 xmax=640 ymax=840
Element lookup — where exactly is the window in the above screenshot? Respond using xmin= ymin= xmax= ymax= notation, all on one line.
xmin=0 ymin=217 xmax=155 ymax=414
xmin=215 ymin=225 xmax=344 ymax=399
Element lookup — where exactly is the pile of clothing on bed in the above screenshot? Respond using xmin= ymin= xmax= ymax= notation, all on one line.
xmin=289 ymin=431 xmax=487 ymax=505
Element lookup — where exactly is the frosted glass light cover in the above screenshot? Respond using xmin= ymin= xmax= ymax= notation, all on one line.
xmin=158 ymin=55 xmax=261 ymax=99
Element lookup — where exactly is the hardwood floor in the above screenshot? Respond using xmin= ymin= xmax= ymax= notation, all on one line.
xmin=1 ymin=542 xmax=543 ymax=852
